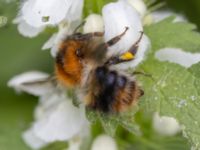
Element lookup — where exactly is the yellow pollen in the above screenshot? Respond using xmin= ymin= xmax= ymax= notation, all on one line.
xmin=120 ymin=52 xmax=134 ymax=60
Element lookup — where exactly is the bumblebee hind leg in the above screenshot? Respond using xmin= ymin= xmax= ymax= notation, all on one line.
xmin=105 ymin=31 xmax=144 ymax=65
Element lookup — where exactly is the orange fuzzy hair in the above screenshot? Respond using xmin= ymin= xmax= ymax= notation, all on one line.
xmin=55 ymin=40 xmax=83 ymax=88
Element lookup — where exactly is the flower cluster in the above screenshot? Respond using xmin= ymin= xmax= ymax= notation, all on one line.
xmin=9 ymin=0 xmax=191 ymax=149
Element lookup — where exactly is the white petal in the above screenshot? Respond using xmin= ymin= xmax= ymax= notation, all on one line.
xmin=155 ymin=48 xmax=200 ymax=68
xmin=83 ymin=14 xmax=104 ymax=33
xmin=122 ymin=0 xmax=147 ymax=17
xmin=21 ymin=0 xmax=72 ymax=27
xmin=115 ymin=34 xmax=150 ymax=70
xmin=23 ymin=128 xmax=47 ymax=150
xmin=67 ymin=123 xmax=90 ymax=150
xmin=13 ymin=17 xmax=44 ymax=38
xmin=42 ymin=33 xmax=58 ymax=50
xmin=91 ymin=134 xmax=117 ymax=150
xmin=153 ymin=112 xmax=181 ymax=136
xmin=102 ymin=1 xmax=143 ymax=57
xmin=33 ymin=94 xmax=88 ymax=142
xmin=68 ymin=140 xmax=81 ymax=150
xmin=152 ymin=10 xmax=187 ymax=23
xmin=49 ymin=26 xmax=69 ymax=57
xmin=8 ymin=71 xmax=54 ymax=96
xmin=65 ymin=0 xmax=84 ymax=22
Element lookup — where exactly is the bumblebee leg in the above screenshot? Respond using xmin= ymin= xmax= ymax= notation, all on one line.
xmin=105 ymin=27 xmax=129 ymax=47
xmin=128 ymin=31 xmax=143 ymax=55
xmin=73 ymin=21 xmax=86 ymax=33
xmin=73 ymin=21 xmax=104 ymax=38
xmin=83 ymin=32 xmax=104 ymax=38
xmin=94 ymin=27 xmax=129 ymax=61
xmin=71 ymin=32 xmax=104 ymax=40
xmin=132 ymin=71 xmax=154 ymax=80
xmin=105 ymin=31 xmax=143 ymax=65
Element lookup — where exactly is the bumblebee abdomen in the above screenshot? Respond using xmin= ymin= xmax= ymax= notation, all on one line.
xmin=86 ymin=66 xmax=143 ymax=113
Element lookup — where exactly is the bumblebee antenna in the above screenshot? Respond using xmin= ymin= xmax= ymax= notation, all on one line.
xmin=73 ymin=21 xmax=86 ymax=33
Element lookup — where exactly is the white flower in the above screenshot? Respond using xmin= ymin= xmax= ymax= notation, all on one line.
xmin=42 ymin=22 xmax=71 ymax=57
xmin=21 ymin=0 xmax=83 ymax=28
xmin=102 ymin=0 xmax=150 ymax=69
xmin=15 ymin=0 xmax=84 ymax=38
xmin=13 ymin=17 xmax=45 ymax=38
xmin=153 ymin=112 xmax=181 ymax=136
xmin=155 ymin=48 xmax=200 ymax=68
xmin=8 ymin=71 xmax=89 ymax=149
xmin=8 ymin=71 xmax=51 ymax=96
xmin=151 ymin=10 xmax=187 ymax=23
xmin=122 ymin=0 xmax=147 ymax=17
xmin=83 ymin=14 xmax=104 ymax=33
xmin=91 ymin=134 xmax=118 ymax=150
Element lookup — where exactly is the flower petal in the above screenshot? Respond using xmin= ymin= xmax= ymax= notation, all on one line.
xmin=122 ymin=0 xmax=147 ymax=17
xmin=83 ymin=14 xmax=104 ymax=33
xmin=155 ymin=48 xmax=200 ymax=68
xmin=21 ymin=0 xmax=79 ymax=27
xmin=102 ymin=0 xmax=143 ymax=57
xmin=13 ymin=17 xmax=45 ymax=38
xmin=8 ymin=71 xmax=54 ymax=96
xmin=153 ymin=112 xmax=181 ymax=136
xmin=42 ymin=33 xmax=57 ymax=50
xmin=65 ymin=0 xmax=84 ymax=22
xmin=23 ymin=128 xmax=47 ymax=150
xmin=152 ymin=10 xmax=187 ymax=23
xmin=33 ymin=94 xmax=89 ymax=142
xmin=91 ymin=134 xmax=117 ymax=150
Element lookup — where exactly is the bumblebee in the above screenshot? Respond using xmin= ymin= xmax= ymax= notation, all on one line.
xmin=55 ymin=25 xmax=144 ymax=113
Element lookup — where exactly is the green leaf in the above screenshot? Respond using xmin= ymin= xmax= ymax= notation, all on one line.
xmin=117 ymin=111 xmax=190 ymax=150
xmin=137 ymin=17 xmax=200 ymax=149
xmin=41 ymin=141 xmax=68 ymax=150
xmin=83 ymin=0 xmax=115 ymax=17
xmin=99 ymin=113 xmax=119 ymax=136
xmin=145 ymin=16 xmax=200 ymax=53
xmin=86 ymin=106 xmax=140 ymax=137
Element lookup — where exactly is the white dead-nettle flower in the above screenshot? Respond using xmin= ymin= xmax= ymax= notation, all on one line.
xmin=102 ymin=0 xmax=150 ymax=69
xmin=13 ymin=17 xmax=45 ymax=38
xmin=121 ymin=0 xmax=147 ymax=17
xmin=21 ymin=0 xmax=83 ymax=28
xmin=8 ymin=71 xmax=52 ymax=95
xmin=91 ymin=134 xmax=118 ymax=150
xmin=83 ymin=14 xmax=104 ymax=33
xmin=8 ymin=71 xmax=89 ymax=150
xmin=153 ymin=112 xmax=181 ymax=136
xmin=44 ymin=0 xmax=150 ymax=64
xmin=151 ymin=10 xmax=187 ymax=23
xmin=15 ymin=0 xmax=84 ymax=37
xmin=155 ymin=48 xmax=200 ymax=68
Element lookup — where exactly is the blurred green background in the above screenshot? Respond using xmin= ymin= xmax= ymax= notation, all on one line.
xmin=0 ymin=0 xmax=200 ymax=149
xmin=0 ymin=2 xmax=53 ymax=149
